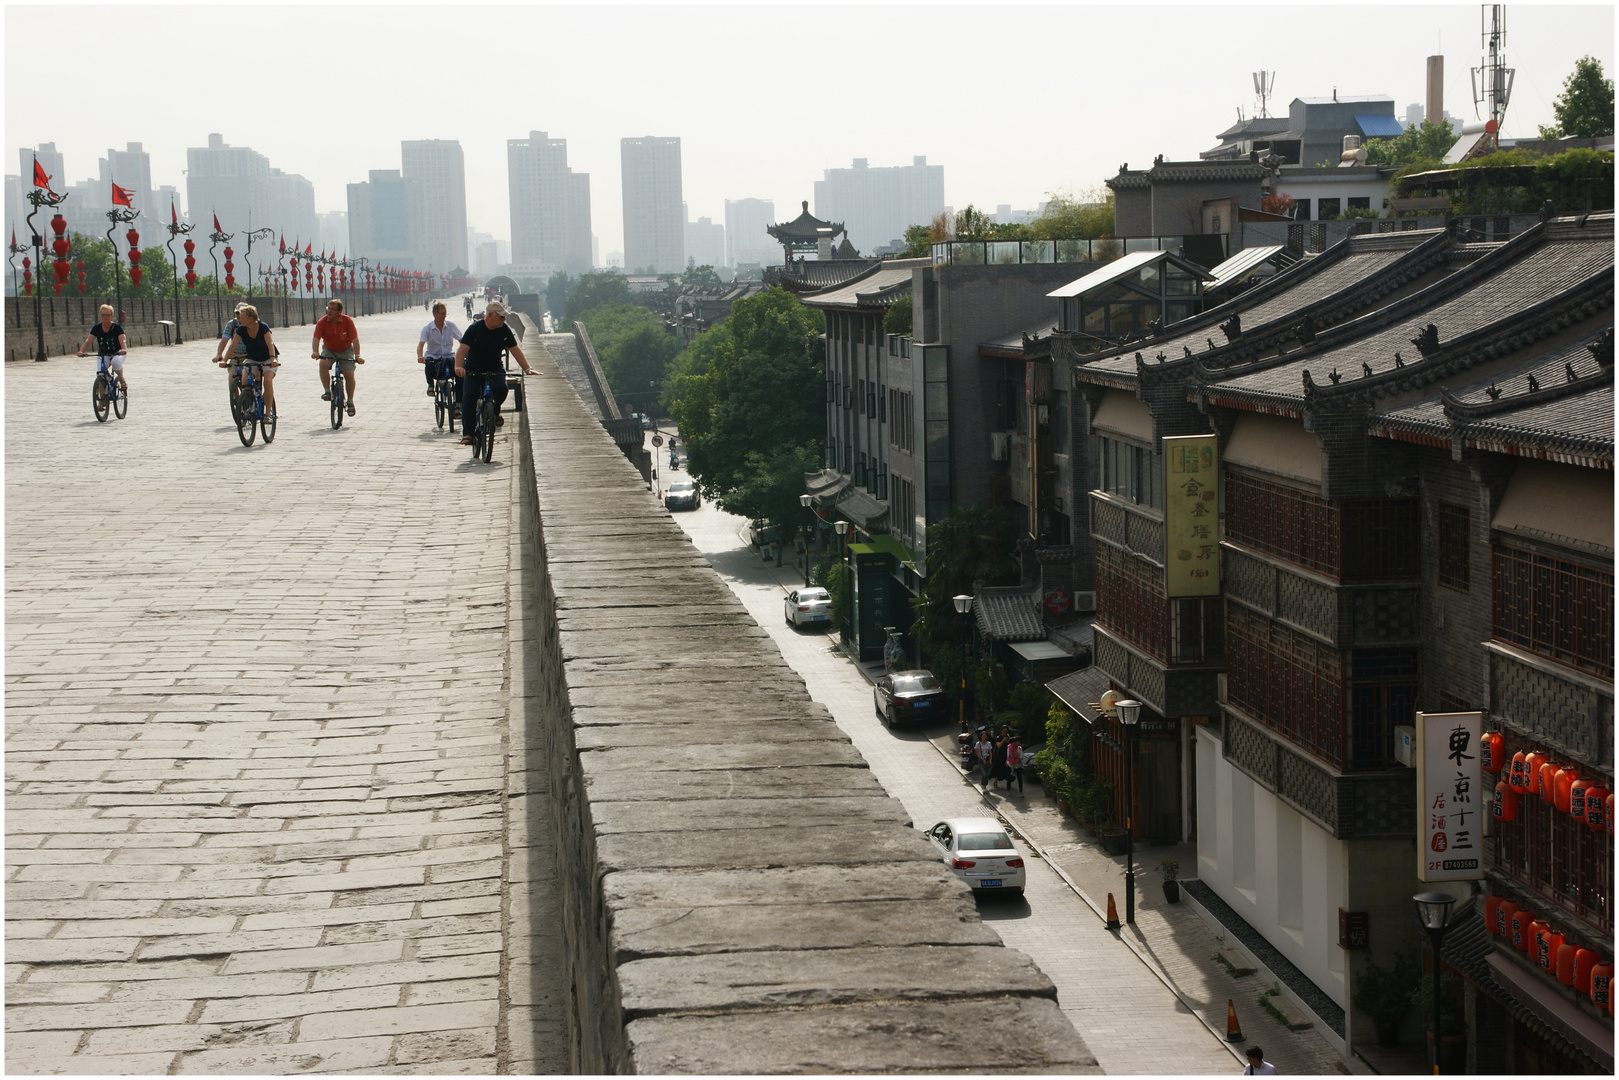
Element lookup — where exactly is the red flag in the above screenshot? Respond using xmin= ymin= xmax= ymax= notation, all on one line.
xmin=111 ymin=183 xmax=134 ymax=207
xmin=278 ymin=234 xmax=285 ymax=253
xmin=171 ymin=202 xmax=178 ymax=225
xmin=304 ymin=242 xmax=312 ymax=255
xmin=213 ymin=213 xmax=222 ymax=233
xmin=32 ymin=158 xmax=51 ymax=189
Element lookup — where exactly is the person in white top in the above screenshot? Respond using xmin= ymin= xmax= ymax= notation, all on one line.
xmin=418 ymin=301 xmax=464 ymax=398
xmin=1242 ymin=1046 xmax=1278 ymax=1074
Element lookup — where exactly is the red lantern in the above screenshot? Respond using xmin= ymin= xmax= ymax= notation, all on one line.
xmin=76 ymin=259 xmax=86 ymax=294
xmin=1537 ymin=928 xmax=1564 ymax=973
xmin=185 ymin=271 xmax=197 ymax=289
xmin=1592 ymin=962 xmax=1614 ymax=1011
xmin=1508 ymin=751 xmax=1531 ymax=793
xmin=1557 ymin=942 xmax=1579 ymax=986
xmin=1576 ymin=949 xmax=1598 ymax=993
xmin=1510 ymin=908 xmax=1535 ymax=951
xmin=1481 ymin=731 xmax=1505 ymax=773
xmin=1587 ymin=787 xmax=1611 ymax=831
xmin=126 ymin=227 xmax=139 ymax=248
xmin=1526 ymin=751 xmax=1549 ymax=794
xmin=1552 ymin=766 xmax=1577 ymax=812
xmin=1492 ymin=781 xmax=1519 ymax=822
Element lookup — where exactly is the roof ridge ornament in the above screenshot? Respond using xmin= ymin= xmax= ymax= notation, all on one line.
xmin=1220 ymin=313 xmax=1242 ymax=341
xmin=1411 ymin=322 xmax=1440 ymax=356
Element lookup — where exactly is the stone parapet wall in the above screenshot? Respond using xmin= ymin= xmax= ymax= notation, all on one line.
xmin=5 ymin=291 xmax=416 ymax=363
xmin=513 ymin=362 xmax=1099 ymax=1073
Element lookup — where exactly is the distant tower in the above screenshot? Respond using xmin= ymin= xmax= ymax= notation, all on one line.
xmin=1253 ymin=71 xmax=1276 ymax=118
xmin=1471 ymin=5 xmax=1514 ymax=144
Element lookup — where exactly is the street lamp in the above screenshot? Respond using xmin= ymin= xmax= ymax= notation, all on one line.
xmin=1115 ymin=699 xmax=1142 ymax=924
xmin=1414 ymin=891 xmax=1458 ymax=1076
xmin=208 ymin=217 xmax=232 ymax=337
xmin=104 ymin=205 xmax=139 ymax=323
xmin=953 ymin=594 xmax=975 ymax=733
xmin=165 ymin=204 xmax=195 ymax=345
xmin=799 ymin=494 xmax=815 ymax=586
xmin=24 ymin=178 xmax=68 ymax=361
xmin=243 ymin=226 xmax=273 ymax=296
xmin=8 ymin=229 xmax=28 ymax=325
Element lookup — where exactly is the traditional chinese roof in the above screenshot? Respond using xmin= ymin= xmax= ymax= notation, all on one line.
xmin=770 ymin=258 xmax=882 ymax=294
xmin=1045 ymin=666 xmax=1114 ymax=725
xmin=974 ymin=585 xmax=1046 ymax=642
xmin=1368 ymin=326 xmax=1613 ymax=469
xmin=1107 ymin=158 xmax=1271 ymax=190
xmin=1068 ymin=228 xmax=1450 ymax=387
xmin=797 ymin=265 xmax=915 ymax=311
xmin=1198 ymin=214 xmax=1615 ymax=414
xmin=767 ymin=201 xmax=846 ymax=245
xmin=981 ymin=319 xmax=1059 ymax=359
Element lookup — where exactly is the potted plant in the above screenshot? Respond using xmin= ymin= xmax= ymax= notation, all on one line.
xmin=1159 ymin=857 xmax=1181 ymax=903
xmin=1353 ymin=951 xmax=1419 ymax=1048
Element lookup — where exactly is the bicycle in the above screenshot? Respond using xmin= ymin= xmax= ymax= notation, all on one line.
xmin=431 ymin=357 xmax=457 ymax=432
xmin=323 ymin=351 xmax=363 ymax=430
xmin=224 ymin=356 xmax=249 ymax=426
xmin=464 ymin=370 xmax=501 ymax=463
xmin=235 ymin=361 xmax=277 ymax=447
xmin=89 ymin=353 xmax=128 ymax=423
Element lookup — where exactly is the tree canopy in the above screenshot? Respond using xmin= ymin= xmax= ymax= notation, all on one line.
xmin=1542 ymin=56 xmax=1615 ymax=139
xmin=663 ymin=287 xmax=825 ymax=517
xmin=578 ymin=303 xmax=679 ymax=401
xmin=562 ymin=269 xmax=633 ymax=325
xmin=681 ymin=264 xmax=721 ymax=288
xmin=1026 ymin=189 xmax=1115 ymax=240
xmin=1363 ymin=119 xmax=1455 ymax=170
xmin=545 ymin=270 xmax=573 ymax=321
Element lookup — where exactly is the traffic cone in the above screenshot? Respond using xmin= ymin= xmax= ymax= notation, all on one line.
xmin=1105 ymin=892 xmax=1121 ymax=930
xmin=1225 ymin=998 xmax=1245 ymax=1043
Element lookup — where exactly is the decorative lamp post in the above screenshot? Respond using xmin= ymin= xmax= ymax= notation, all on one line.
xmin=7 ymin=230 xmax=26 ymax=321
xmin=105 ymin=203 xmax=139 ymax=322
xmin=25 ymin=172 xmax=68 ymax=360
xmin=50 ymin=212 xmax=71 ymax=296
xmin=799 ymin=494 xmax=816 ymax=586
xmin=952 ymin=595 xmax=975 ymax=732
xmin=1114 ymin=699 xmax=1143 ymax=924
xmin=208 ymin=216 xmax=232 ymax=336
xmin=243 ymin=227 xmax=272 ymax=295
xmin=165 ymin=204 xmax=195 ymax=345
xmin=1414 ymin=892 xmax=1458 ymax=1075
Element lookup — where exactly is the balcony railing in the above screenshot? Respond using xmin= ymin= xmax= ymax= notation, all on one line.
xmin=931 ymin=236 xmax=1189 ymax=267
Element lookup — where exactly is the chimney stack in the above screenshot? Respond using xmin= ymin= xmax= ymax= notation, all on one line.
xmin=1426 ymin=55 xmax=1444 ymax=126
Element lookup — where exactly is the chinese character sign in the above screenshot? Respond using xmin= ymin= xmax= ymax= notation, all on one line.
xmin=1163 ymin=435 xmax=1220 ymax=597
xmin=1417 ymin=711 xmax=1484 ymax=882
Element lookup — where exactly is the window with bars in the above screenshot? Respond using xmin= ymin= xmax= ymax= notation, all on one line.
xmin=1173 ymin=597 xmax=1225 ymax=664
xmin=1491 ymin=732 xmax=1614 ymax=933
xmin=1437 ymin=503 xmax=1471 ymax=591
xmin=1095 ymin=543 xmax=1168 ymax=660
xmin=1225 ymin=603 xmax=1345 ymax=767
xmin=1226 ymin=471 xmax=1340 ymax=574
xmin=1492 ymin=544 xmax=1614 ymax=679
xmin=1348 ymin=649 xmax=1418 ymax=769
xmin=1341 ymin=499 xmax=1420 ymax=579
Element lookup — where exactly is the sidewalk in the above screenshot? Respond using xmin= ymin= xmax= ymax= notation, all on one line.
xmin=841 ymin=646 xmax=1364 ymax=1076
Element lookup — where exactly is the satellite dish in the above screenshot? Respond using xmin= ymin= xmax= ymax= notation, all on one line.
xmin=1099 ymin=689 xmax=1122 ymax=717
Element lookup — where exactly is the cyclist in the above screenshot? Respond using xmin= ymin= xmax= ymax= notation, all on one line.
xmin=463 ymin=295 xmax=474 ymax=319
xmin=418 ymin=301 xmax=463 ymax=400
xmin=453 ymin=301 xmax=536 ymax=447
xmin=222 ymin=305 xmax=277 ymax=417
xmin=312 ymin=298 xmax=362 ymax=416
xmin=214 ymin=301 xmax=251 ymax=391
xmin=76 ymin=304 xmax=128 ymax=388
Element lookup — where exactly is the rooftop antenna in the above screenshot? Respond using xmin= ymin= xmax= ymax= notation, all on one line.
xmin=1471 ymin=4 xmax=1514 ymax=143
xmin=1253 ymin=71 xmax=1276 ymax=118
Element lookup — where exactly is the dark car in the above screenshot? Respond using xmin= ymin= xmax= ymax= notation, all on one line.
xmin=873 ymin=670 xmax=947 ymax=728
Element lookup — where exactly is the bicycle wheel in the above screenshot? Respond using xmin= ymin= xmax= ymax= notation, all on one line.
xmin=92 ymin=375 xmax=111 ymax=422
xmin=435 ymin=383 xmax=447 ymax=429
xmin=330 ymin=379 xmax=343 ymax=430
xmin=113 ymin=383 xmax=128 ymax=420
xmin=237 ymin=399 xmax=258 ymax=447
xmin=260 ymin=404 xmax=277 ymax=444
xmin=479 ymin=400 xmax=496 ymax=462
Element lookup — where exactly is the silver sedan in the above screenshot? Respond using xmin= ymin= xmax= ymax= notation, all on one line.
xmin=925 ymin=817 xmax=1026 ymax=896
xmin=783 ymin=586 xmax=832 ymax=628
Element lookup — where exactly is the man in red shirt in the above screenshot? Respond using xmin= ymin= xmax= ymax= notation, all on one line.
xmin=312 ymin=298 xmax=364 ymax=416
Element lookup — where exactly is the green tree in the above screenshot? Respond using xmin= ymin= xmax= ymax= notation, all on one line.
xmin=545 ymin=270 xmax=573 ymax=319
xmin=1026 ymin=188 xmax=1115 ymax=240
xmin=912 ymin=504 xmax=1020 ymax=675
xmin=1542 ymin=56 xmax=1616 ymax=139
xmin=563 ymin=268 xmax=633 ymax=325
xmin=579 ymin=303 xmax=679 ymax=400
xmin=883 ymin=294 xmax=913 ymax=336
xmin=664 ymin=287 xmax=825 ymax=507
xmin=724 ymin=442 xmax=824 ymax=562
xmin=900 ymin=223 xmax=933 ymax=258
xmin=681 ymin=264 xmax=721 ymax=288
xmin=954 ymin=204 xmax=994 ymax=241
xmin=1363 ymin=119 xmax=1455 ymax=169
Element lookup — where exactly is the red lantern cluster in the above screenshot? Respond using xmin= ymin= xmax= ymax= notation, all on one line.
xmin=22 ymin=254 xmax=32 ymax=296
xmin=50 ymin=214 xmax=70 ymax=294
xmin=223 ymin=246 xmax=235 ymax=290
xmin=183 ymin=238 xmax=197 ymax=290
xmin=76 ymin=259 xmax=86 ymax=295
xmin=126 ymin=228 xmax=142 ymax=287
xmin=290 ymin=256 xmax=299 ymax=293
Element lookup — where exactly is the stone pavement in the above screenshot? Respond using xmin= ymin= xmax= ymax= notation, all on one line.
xmin=664 ymin=492 xmax=1255 ymax=1076
xmin=4 ymin=304 xmax=566 ymax=1074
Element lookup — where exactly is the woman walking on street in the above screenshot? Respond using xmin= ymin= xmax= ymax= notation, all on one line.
xmin=1006 ymin=734 xmax=1025 ymax=795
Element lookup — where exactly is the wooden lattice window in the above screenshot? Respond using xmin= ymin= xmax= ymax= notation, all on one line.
xmin=1096 ymin=543 xmax=1167 ymax=660
xmin=1225 ymin=603 xmax=1345 ymax=767
xmin=1225 ymin=471 xmax=1341 ymax=575
xmin=1436 ymin=503 xmax=1471 ymax=591
xmin=1348 ymin=649 xmax=1418 ymax=769
xmin=1492 ymin=544 xmax=1614 ymax=679
xmin=1341 ymin=499 xmax=1421 ymax=580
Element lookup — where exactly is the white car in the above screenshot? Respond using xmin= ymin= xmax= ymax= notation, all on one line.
xmin=783 ymin=586 xmax=832 ymax=628
xmin=925 ymin=818 xmax=1026 ymax=895
xmin=665 ymin=478 xmax=700 ymax=511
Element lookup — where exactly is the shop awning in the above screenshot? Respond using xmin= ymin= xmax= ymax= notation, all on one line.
xmin=1046 ymin=666 xmax=1113 ymax=725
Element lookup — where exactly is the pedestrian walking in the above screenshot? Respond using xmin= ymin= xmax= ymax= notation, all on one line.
xmin=1242 ymin=1046 xmax=1277 ymax=1074
xmin=991 ymin=726 xmax=1011 ymax=789
xmin=974 ymin=728 xmax=994 ymax=789
xmin=1006 ymin=735 xmax=1025 ymax=795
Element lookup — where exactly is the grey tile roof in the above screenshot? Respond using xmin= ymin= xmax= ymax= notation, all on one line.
xmin=1045 ymin=666 xmax=1113 ymax=724
xmin=982 ymin=318 xmax=1059 ymax=356
xmin=1205 ymin=220 xmax=1614 ymax=408
xmin=974 ymin=586 xmax=1045 ymax=642
xmin=799 ymin=266 xmax=916 ymax=310
xmin=775 ymin=259 xmax=882 ymax=292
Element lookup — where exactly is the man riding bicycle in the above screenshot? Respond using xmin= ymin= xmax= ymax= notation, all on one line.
xmin=77 ymin=304 xmax=128 ymax=388
xmin=312 ymin=298 xmax=362 ymax=416
xmin=453 ymin=301 xmax=536 ymax=446
xmin=418 ymin=301 xmax=463 ymax=400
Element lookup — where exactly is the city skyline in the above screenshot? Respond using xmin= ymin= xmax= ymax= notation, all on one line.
xmin=5 ymin=4 xmax=1613 ymax=261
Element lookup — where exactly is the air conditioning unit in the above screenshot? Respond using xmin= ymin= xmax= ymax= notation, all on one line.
xmin=1393 ymin=725 xmax=1416 ymax=768
xmin=1072 ymin=590 xmax=1096 ymax=614
xmin=989 ymin=431 xmax=1009 ymax=461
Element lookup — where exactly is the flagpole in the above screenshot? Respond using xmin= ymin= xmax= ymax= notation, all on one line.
xmin=208 ymin=212 xmax=231 ymax=338
xmin=27 ymin=156 xmax=68 ymax=362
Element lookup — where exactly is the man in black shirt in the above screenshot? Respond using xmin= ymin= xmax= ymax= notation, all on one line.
xmin=453 ymin=301 xmax=536 ymax=445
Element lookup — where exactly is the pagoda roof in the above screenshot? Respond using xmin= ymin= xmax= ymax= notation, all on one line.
xmin=768 ymin=201 xmax=846 ymax=243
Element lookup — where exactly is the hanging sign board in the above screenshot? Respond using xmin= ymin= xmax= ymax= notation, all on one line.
xmin=1416 ymin=710 xmax=1484 ymax=882
xmin=1163 ymin=434 xmax=1220 ymax=597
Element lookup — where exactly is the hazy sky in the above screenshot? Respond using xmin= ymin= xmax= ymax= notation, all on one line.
xmin=7 ymin=2 xmax=1613 ymax=258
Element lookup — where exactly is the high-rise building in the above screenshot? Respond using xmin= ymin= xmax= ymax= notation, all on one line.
xmin=347 ymin=169 xmax=414 ymax=269
xmin=318 ymin=211 xmax=349 ymax=256
xmin=508 ymin=131 xmax=591 ymax=276
xmin=99 ymin=143 xmax=153 ymax=218
xmin=814 ymin=156 xmax=944 ymax=254
xmin=269 ymin=169 xmax=318 ymax=251
xmin=683 ymin=205 xmax=725 ymax=270
xmin=186 ymin=134 xmax=272 ymax=240
xmin=724 ymin=198 xmax=774 ymax=268
xmin=620 ymin=136 xmax=683 ymax=274
xmin=401 ymin=139 xmax=467 ymax=273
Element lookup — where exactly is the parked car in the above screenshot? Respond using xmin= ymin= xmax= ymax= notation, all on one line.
xmin=925 ymin=818 xmax=1026 ymax=896
xmin=872 ymin=669 xmax=946 ymax=727
xmin=783 ymin=586 xmax=831 ymax=628
xmin=665 ymin=478 xmax=700 ymax=511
